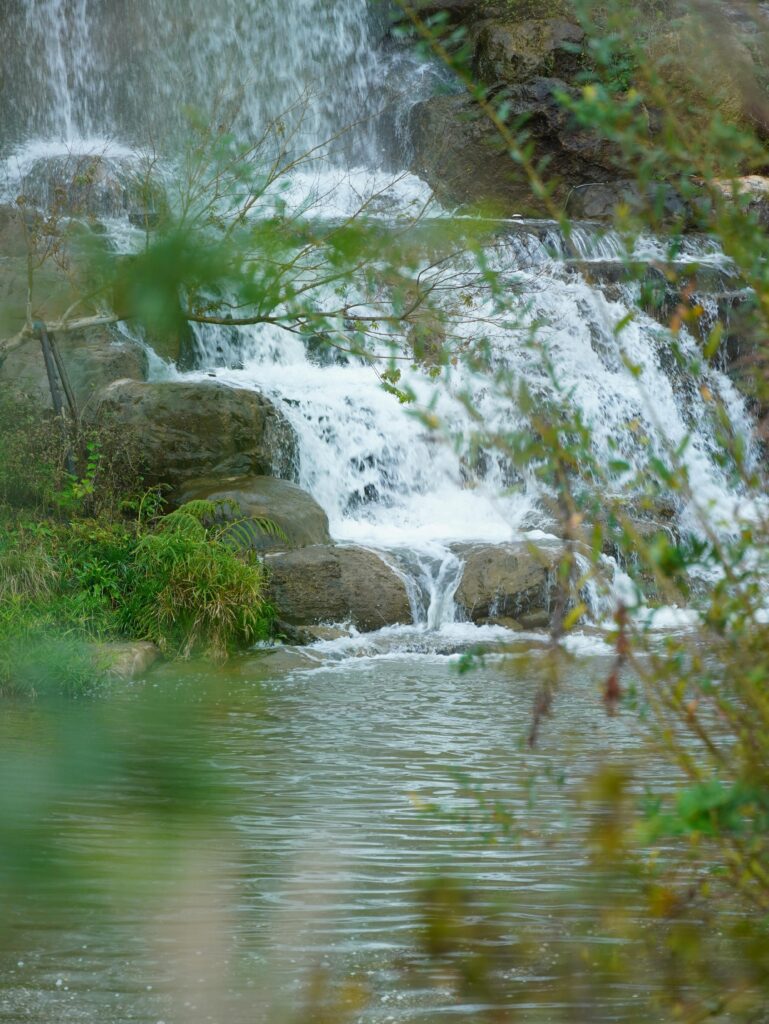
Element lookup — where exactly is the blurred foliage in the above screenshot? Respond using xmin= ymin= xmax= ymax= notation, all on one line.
xmin=391 ymin=0 xmax=769 ymax=1020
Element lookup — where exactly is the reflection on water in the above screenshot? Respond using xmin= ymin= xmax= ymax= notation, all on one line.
xmin=0 ymin=648 xmax=670 ymax=1022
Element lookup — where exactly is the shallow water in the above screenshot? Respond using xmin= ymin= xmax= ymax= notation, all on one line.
xmin=0 ymin=643 xmax=680 ymax=1023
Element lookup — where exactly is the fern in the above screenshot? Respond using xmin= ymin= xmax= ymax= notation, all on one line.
xmin=216 ymin=515 xmax=288 ymax=552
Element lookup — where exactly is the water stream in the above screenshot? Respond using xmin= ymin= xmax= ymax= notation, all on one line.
xmin=0 ymin=3 xmax=759 ymax=1018
xmin=0 ymin=651 xmax=681 ymax=1024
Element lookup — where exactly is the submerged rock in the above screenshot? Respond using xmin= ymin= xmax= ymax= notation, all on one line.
xmin=453 ymin=541 xmax=560 ymax=624
xmin=93 ymin=379 xmax=298 ymax=489
xmin=173 ymin=475 xmax=331 ymax=552
xmin=266 ymin=545 xmax=412 ymax=632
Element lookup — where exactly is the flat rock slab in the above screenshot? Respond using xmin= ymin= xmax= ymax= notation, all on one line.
xmin=266 ymin=545 xmax=413 ymax=632
xmin=98 ymin=641 xmax=160 ymax=680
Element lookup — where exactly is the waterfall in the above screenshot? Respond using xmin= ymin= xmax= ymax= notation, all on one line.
xmin=2 ymin=0 xmax=758 ymax=642
xmin=1 ymin=0 xmax=389 ymax=159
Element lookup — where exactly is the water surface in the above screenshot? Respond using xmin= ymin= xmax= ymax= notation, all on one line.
xmin=0 ymin=644 xmax=674 ymax=1023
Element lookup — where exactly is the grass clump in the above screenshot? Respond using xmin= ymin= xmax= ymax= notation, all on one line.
xmin=122 ymin=502 xmax=273 ymax=660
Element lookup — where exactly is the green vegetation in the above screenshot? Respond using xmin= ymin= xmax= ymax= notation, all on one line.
xmin=0 ymin=394 xmax=274 ymax=694
xmin=3 ymin=0 xmax=769 ymax=1017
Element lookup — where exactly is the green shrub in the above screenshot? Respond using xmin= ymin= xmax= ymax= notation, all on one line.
xmin=0 ymin=494 xmax=275 ymax=687
xmin=120 ymin=502 xmax=273 ymax=660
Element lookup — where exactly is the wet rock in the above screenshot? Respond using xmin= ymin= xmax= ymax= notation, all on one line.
xmin=173 ymin=475 xmax=331 ymax=553
xmin=273 ymin=620 xmax=351 ymax=645
xmin=93 ymin=379 xmax=298 ymax=489
xmin=0 ymin=204 xmax=35 ymax=258
xmin=453 ymin=541 xmax=561 ymax=623
xmin=409 ymin=80 xmax=620 ymax=215
xmin=405 ymin=0 xmax=476 ymax=17
xmin=98 ymin=641 xmax=160 ymax=680
xmin=266 ymin=545 xmax=413 ymax=632
xmin=0 ymin=326 xmax=147 ymax=414
xmin=15 ymin=154 xmax=167 ymax=223
xmin=0 ymin=204 xmax=109 ymax=339
xmin=710 ymin=175 xmax=769 ymax=228
xmin=566 ymin=180 xmax=689 ymax=223
xmin=477 ymin=615 xmax=524 ymax=630
xmin=597 ymin=515 xmax=678 ymax=562
xmin=475 ymin=18 xmax=584 ymax=86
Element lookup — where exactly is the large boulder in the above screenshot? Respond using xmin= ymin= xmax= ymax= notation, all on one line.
xmin=173 ymin=475 xmax=331 ymax=553
xmin=453 ymin=541 xmax=561 ymax=625
xmin=93 ymin=379 xmax=297 ymax=488
xmin=409 ymin=80 xmax=620 ymax=215
xmin=266 ymin=545 xmax=413 ymax=631
xmin=566 ymin=180 xmax=691 ymax=224
xmin=0 ymin=326 xmax=147 ymax=414
xmin=475 ymin=18 xmax=585 ymax=86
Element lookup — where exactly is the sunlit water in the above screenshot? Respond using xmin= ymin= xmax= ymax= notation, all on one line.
xmin=0 ymin=649 xmax=681 ymax=1024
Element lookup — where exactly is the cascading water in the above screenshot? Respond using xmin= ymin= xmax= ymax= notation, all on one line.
xmin=1 ymin=0 xmax=388 ymax=158
xmin=2 ymin=0 xmax=758 ymax=648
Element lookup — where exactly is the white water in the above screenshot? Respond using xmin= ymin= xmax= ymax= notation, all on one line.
xmin=2 ymin=0 xmax=760 ymax=643
xmin=1 ymin=0 xmax=394 ymax=159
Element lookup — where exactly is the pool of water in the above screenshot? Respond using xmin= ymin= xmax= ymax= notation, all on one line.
xmin=0 ymin=640 xmax=674 ymax=1023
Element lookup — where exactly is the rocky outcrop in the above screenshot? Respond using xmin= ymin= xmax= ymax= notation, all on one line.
xmin=566 ymin=181 xmax=687 ymax=223
xmin=410 ymin=78 xmax=620 ymax=214
xmin=0 ymin=326 xmax=147 ymax=414
xmin=710 ymin=176 xmax=769 ymax=228
xmin=266 ymin=545 xmax=413 ymax=631
xmin=453 ymin=541 xmax=561 ymax=625
xmin=0 ymin=204 xmax=91 ymax=339
xmin=173 ymin=475 xmax=331 ymax=553
xmin=474 ymin=18 xmax=584 ymax=85
xmin=16 ymin=154 xmax=166 ymax=223
xmin=93 ymin=379 xmax=297 ymax=489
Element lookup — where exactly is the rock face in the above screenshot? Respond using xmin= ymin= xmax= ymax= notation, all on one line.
xmin=16 ymin=154 xmax=166 ymax=222
xmin=0 ymin=326 xmax=147 ymax=413
xmin=454 ymin=541 xmax=560 ymax=625
xmin=266 ymin=545 xmax=413 ymax=631
xmin=410 ymin=79 xmax=619 ymax=214
xmin=566 ymin=180 xmax=690 ymax=223
xmin=475 ymin=18 xmax=584 ymax=85
xmin=93 ymin=380 xmax=297 ymax=489
xmin=0 ymin=204 xmax=86 ymax=340
xmin=173 ymin=475 xmax=331 ymax=553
